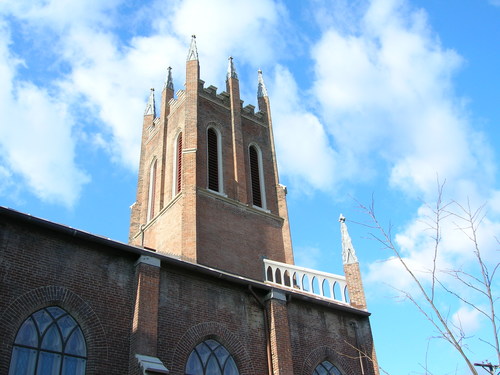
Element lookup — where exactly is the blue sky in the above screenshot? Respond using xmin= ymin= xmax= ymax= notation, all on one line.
xmin=1 ymin=0 xmax=499 ymax=374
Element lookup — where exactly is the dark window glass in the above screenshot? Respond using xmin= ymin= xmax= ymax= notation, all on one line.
xmin=9 ymin=306 xmax=86 ymax=375
xmin=176 ymin=133 xmax=183 ymax=194
xmin=148 ymin=159 xmax=157 ymax=221
xmin=249 ymin=145 xmax=262 ymax=207
xmin=185 ymin=339 xmax=239 ymax=375
xmin=313 ymin=360 xmax=342 ymax=375
xmin=207 ymin=128 xmax=219 ymax=191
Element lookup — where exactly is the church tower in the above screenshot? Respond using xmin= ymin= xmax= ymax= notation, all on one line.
xmin=129 ymin=36 xmax=294 ymax=280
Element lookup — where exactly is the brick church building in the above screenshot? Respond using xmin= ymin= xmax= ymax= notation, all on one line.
xmin=0 ymin=36 xmax=379 ymax=375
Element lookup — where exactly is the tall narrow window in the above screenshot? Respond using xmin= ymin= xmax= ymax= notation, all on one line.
xmin=207 ymin=127 xmax=222 ymax=192
xmin=313 ymin=360 xmax=342 ymax=375
xmin=9 ymin=306 xmax=87 ymax=375
xmin=174 ymin=132 xmax=183 ymax=195
xmin=249 ymin=144 xmax=265 ymax=209
xmin=185 ymin=339 xmax=239 ymax=375
xmin=147 ymin=159 xmax=157 ymax=221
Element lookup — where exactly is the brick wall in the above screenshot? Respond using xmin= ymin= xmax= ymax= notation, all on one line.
xmin=287 ymin=299 xmax=377 ymax=375
xmin=0 ymin=215 xmax=136 ymax=375
xmin=344 ymin=262 xmax=367 ymax=310
xmin=156 ymin=264 xmax=268 ymax=375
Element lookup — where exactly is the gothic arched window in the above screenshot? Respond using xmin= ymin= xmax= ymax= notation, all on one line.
xmin=147 ymin=158 xmax=157 ymax=221
xmin=207 ymin=127 xmax=222 ymax=192
xmin=9 ymin=306 xmax=87 ymax=375
xmin=249 ymin=144 xmax=266 ymax=209
xmin=313 ymin=360 xmax=342 ymax=375
xmin=174 ymin=132 xmax=183 ymax=195
xmin=185 ymin=339 xmax=239 ymax=375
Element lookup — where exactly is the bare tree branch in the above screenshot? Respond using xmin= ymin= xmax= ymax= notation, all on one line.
xmin=357 ymin=183 xmax=499 ymax=374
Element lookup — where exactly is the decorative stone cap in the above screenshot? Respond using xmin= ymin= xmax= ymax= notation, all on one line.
xmin=135 ymin=255 xmax=161 ymax=267
xmin=136 ymin=354 xmax=169 ymax=374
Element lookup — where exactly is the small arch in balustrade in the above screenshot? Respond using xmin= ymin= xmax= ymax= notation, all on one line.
xmin=284 ymin=271 xmax=291 ymax=287
xmin=344 ymin=285 xmax=350 ymax=303
xmin=275 ymin=268 xmax=282 ymax=284
xmin=333 ymin=282 xmax=341 ymax=301
xmin=322 ymin=279 xmax=332 ymax=298
xmin=266 ymin=266 xmax=273 ymax=282
xmin=312 ymin=277 xmax=320 ymax=294
xmin=302 ymin=274 xmax=310 ymax=292
xmin=292 ymin=272 xmax=299 ymax=289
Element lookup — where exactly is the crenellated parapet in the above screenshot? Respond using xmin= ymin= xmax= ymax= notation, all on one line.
xmin=198 ymin=80 xmax=266 ymax=124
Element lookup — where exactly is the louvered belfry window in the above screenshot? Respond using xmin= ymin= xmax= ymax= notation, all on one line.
xmin=207 ymin=128 xmax=219 ymax=191
xmin=176 ymin=133 xmax=183 ymax=194
xmin=147 ymin=159 xmax=157 ymax=221
xmin=249 ymin=145 xmax=262 ymax=207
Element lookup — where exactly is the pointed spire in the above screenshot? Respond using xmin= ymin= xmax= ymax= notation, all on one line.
xmin=186 ymin=35 xmax=198 ymax=61
xmin=226 ymin=56 xmax=238 ymax=80
xmin=164 ymin=67 xmax=174 ymax=91
xmin=144 ymin=88 xmax=156 ymax=116
xmin=339 ymin=214 xmax=358 ymax=265
xmin=257 ymin=69 xmax=268 ymax=98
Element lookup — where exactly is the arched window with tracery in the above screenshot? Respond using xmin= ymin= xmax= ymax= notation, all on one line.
xmin=173 ymin=132 xmax=183 ymax=196
xmin=147 ymin=158 xmax=157 ymax=221
xmin=249 ymin=144 xmax=266 ymax=209
xmin=207 ymin=127 xmax=223 ymax=193
xmin=313 ymin=360 xmax=342 ymax=375
xmin=9 ymin=306 xmax=87 ymax=375
xmin=185 ymin=339 xmax=239 ymax=375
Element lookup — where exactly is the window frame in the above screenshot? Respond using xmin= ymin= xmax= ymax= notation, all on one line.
xmin=312 ymin=360 xmax=342 ymax=375
xmin=9 ymin=306 xmax=87 ymax=375
xmin=146 ymin=158 xmax=157 ymax=222
xmin=248 ymin=143 xmax=266 ymax=209
xmin=185 ymin=338 xmax=239 ymax=375
xmin=206 ymin=126 xmax=223 ymax=194
xmin=172 ymin=132 xmax=183 ymax=197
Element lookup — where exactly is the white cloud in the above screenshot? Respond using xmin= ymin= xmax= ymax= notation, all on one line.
xmin=0 ymin=0 xmax=289 ymax=204
xmin=310 ymin=0 xmax=500 ymax=305
xmin=452 ymin=306 xmax=482 ymax=336
xmin=269 ymin=65 xmax=338 ymax=192
xmin=0 ymin=22 xmax=89 ymax=207
xmin=311 ymin=0 xmax=495 ymax=201
xmin=294 ymin=245 xmax=323 ymax=270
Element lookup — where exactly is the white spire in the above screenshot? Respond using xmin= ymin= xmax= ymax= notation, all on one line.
xmin=186 ymin=35 xmax=198 ymax=61
xmin=164 ymin=67 xmax=174 ymax=91
xmin=226 ymin=56 xmax=238 ymax=80
xmin=339 ymin=214 xmax=358 ymax=265
xmin=144 ymin=88 xmax=156 ymax=116
xmin=257 ymin=69 xmax=268 ymax=98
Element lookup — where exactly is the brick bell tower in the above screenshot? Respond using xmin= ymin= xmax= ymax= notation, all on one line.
xmin=129 ymin=36 xmax=294 ymax=280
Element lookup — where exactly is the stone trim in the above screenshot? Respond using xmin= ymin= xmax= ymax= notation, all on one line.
xmin=170 ymin=321 xmax=255 ymax=375
xmin=135 ymin=255 xmax=161 ymax=267
xmin=0 ymin=285 xmax=108 ymax=375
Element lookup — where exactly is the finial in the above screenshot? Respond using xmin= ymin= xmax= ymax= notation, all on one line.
xmin=144 ymin=88 xmax=156 ymax=116
xmin=257 ymin=69 xmax=268 ymax=98
xmin=339 ymin=214 xmax=358 ymax=265
xmin=226 ymin=56 xmax=238 ymax=80
xmin=187 ymin=35 xmax=198 ymax=61
xmin=164 ymin=67 xmax=174 ymax=91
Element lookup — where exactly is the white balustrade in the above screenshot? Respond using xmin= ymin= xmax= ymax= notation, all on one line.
xmin=263 ymin=259 xmax=349 ymax=304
